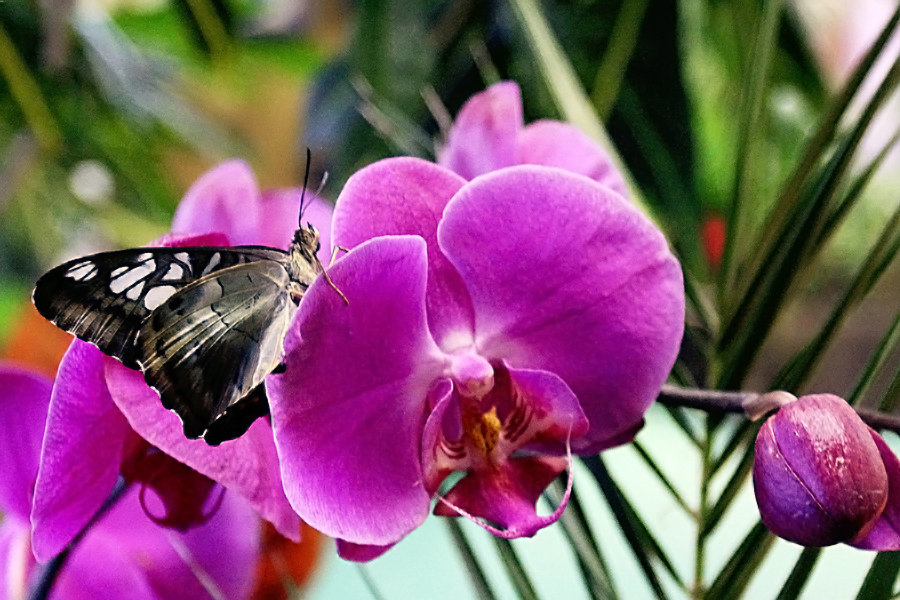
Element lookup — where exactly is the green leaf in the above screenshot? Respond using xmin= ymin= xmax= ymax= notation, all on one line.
xmin=855 ymin=552 xmax=900 ymax=600
xmin=772 ymin=204 xmax=900 ymax=391
xmin=776 ymin=547 xmax=822 ymax=600
xmin=732 ymin=5 xmax=900 ymax=305
xmin=632 ymin=441 xmax=692 ymax=514
xmin=590 ymin=0 xmax=648 ymax=121
xmin=583 ymin=455 xmax=683 ymax=598
xmin=550 ymin=482 xmax=618 ymax=600
xmin=716 ymin=51 xmax=900 ymax=388
xmin=702 ymin=440 xmax=755 ymax=537
xmin=445 ymin=519 xmax=497 ymax=600
xmin=493 ymin=538 xmax=539 ymax=600
xmin=506 ymin=0 xmax=655 ymax=222
xmin=719 ymin=0 xmax=784 ymax=296
xmin=704 ymin=522 xmax=774 ymax=600
xmin=856 ymin=312 xmax=900 ymax=408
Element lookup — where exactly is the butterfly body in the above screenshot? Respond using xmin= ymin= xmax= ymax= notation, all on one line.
xmin=32 ymin=224 xmax=324 ymax=445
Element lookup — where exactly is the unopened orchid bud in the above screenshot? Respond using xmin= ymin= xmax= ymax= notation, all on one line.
xmin=753 ymin=393 xmax=900 ymax=548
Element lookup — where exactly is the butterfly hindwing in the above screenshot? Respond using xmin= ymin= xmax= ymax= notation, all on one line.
xmin=32 ymin=246 xmax=288 ymax=368
xmin=136 ymin=260 xmax=296 ymax=442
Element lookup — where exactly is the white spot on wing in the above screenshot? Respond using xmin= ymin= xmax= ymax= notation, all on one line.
xmin=125 ymin=281 xmax=145 ymax=301
xmin=201 ymin=252 xmax=221 ymax=276
xmin=65 ymin=262 xmax=98 ymax=281
xmin=174 ymin=252 xmax=191 ymax=265
xmin=109 ymin=260 xmax=155 ymax=294
xmin=163 ymin=263 xmax=184 ymax=280
xmin=144 ymin=285 xmax=177 ymax=310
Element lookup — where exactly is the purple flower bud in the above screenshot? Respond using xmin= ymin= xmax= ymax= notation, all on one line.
xmin=752 ymin=393 xmax=900 ymax=548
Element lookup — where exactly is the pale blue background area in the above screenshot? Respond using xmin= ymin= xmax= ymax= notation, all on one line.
xmin=304 ymin=406 xmax=882 ymax=599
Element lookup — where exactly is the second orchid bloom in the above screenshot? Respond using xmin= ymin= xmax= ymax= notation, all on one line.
xmin=267 ymin=158 xmax=685 ymax=559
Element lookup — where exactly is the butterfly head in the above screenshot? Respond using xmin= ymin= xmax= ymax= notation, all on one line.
xmin=287 ymin=223 xmax=324 ymax=301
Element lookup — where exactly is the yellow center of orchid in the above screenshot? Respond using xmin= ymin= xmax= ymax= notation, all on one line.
xmin=462 ymin=404 xmax=502 ymax=462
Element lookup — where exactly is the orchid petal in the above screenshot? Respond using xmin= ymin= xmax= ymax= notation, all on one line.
xmin=332 ymin=157 xmax=473 ymax=346
xmin=335 ymin=539 xmax=394 ymax=563
xmin=269 ymin=236 xmax=445 ymax=545
xmin=104 ymin=362 xmax=301 ymax=541
xmin=501 ymin=366 xmax=589 ymax=448
xmin=851 ymin=430 xmax=900 ymax=550
xmin=259 ymin=188 xmax=334 ymax=255
xmin=151 ymin=232 xmax=231 ymax=249
xmin=31 ymin=342 xmax=133 ymax=562
xmin=517 ymin=120 xmax=629 ymax=197
xmin=438 ymin=81 xmax=522 ymax=179
xmin=171 ymin=160 xmax=263 ymax=245
xmin=438 ymin=166 xmax=684 ymax=452
xmin=0 ymin=366 xmax=51 ymax=519
xmin=434 ymin=455 xmax=570 ymax=537
xmin=0 ymin=520 xmax=30 ymax=600
xmin=54 ymin=487 xmax=258 ymax=600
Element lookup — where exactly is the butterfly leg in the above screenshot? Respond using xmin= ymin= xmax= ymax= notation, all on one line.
xmin=323 ymin=269 xmax=349 ymax=305
xmin=321 ymin=246 xmax=350 ymax=305
xmin=328 ymin=245 xmax=350 ymax=267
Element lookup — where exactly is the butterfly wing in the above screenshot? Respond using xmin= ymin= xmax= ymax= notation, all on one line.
xmin=136 ymin=260 xmax=295 ymax=443
xmin=32 ymin=246 xmax=288 ymax=368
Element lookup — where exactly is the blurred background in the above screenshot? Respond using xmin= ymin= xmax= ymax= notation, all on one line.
xmin=1 ymin=0 xmax=898 ymax=598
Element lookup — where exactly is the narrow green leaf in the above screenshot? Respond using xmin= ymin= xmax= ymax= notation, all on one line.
xmin=856 ymin=312 xmax=900 ymax=407
xmin=710 ymin=420 xmax=756 ymax=478
xmin=855 ymin=552 xmax=900 ymax=600
xmin=492 ymin=538 xmax=539 ymax=600
xmin=549 ymin=482 xmax=618 ymax=600
xmin=662 ymin=405 xmax=702 ymax=449
xmin=717 ymin=54 xmax=900 ymax=388
xmin=702 ymin=441 xmax=755 ymax=537
xmin=583 ymin=456 xmax=684 ymax=597
xmin=356 ymin=565 xmax=387 ymax=600
xmin=772 ymin=204 xmax=900 ymax=391
xmin=704 ymin=522 xmax=774 ymax=600
xmin=719 ymin=0 xmax=783 ymax=297
xmin=683 ymin=271 xmax=718 ymax=339
xmin=878 ymin=359 xmax=900 ymax=414
xmin=720 ymin=18 xmax=900 ymax=362
xmin=736 ymin=4 xmax=900 ymax=303
xmin=817 ymin=129 xmax=900 ymax=248
xmin=180 ymin=0 xmax=232 ymax=61
xmin=590 ymin=0 xmax=649 ymax=121
xmin=444 ymin=519 xmax=497 ymax=600
xmin=632 ymin=442 xmax=693 ymax=515
xmin=351 ymin=76 xmax=434 ymax=157
xmin=0 ymin=22 xmax=62 ymax=151
xmin=505 ymin=0 xmax=655 ymax=221
xmin=775 ymin=547 xmax=821 ymax=600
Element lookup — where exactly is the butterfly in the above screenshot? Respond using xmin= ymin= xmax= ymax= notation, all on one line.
xmin=32 ymin=157 xmax=344 ymax=445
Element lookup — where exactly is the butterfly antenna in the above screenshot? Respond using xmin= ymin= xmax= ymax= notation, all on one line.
xmin=299 ymin=147 xmax=312 ymax=226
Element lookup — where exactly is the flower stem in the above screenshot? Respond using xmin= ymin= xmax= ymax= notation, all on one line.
xmin=657 ymin=384 xmax=900 ymax=433
xmin=27 ymin=478 xmax=128 ymax=600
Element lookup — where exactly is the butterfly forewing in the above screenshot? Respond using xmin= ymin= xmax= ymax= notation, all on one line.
xmin=136 ymin=260 xmax=296 ymax=441
xmin=32 ymin=223 xmax=327 ymax=445
xmin=32 ymin=246 xmax=288 ymax=368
